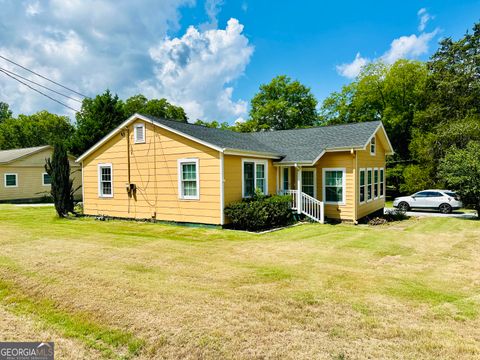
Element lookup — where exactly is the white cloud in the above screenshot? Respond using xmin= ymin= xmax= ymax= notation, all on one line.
xmin=201 ymin=0 xmax=224 ymax=30
xmin=0 ymin=0 xmax=194 ymax=117
xmin=337 ymin=10 xmax=438 ymax=78
xmin=141 ymin=18 xmax=254 ymax=121
xmin=417 ymin=8 xmax=433 ymax=32
xmin=25 ymin=1 xmax=41 ymax=16
xmin=336 ymin=53 xmax=369 ymax=79
xmin=381 ymin=30 xmax=438 ymax=64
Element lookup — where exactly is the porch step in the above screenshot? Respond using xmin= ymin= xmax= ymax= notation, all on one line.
xmin=280 ymin=190 xmax=324 ymax=223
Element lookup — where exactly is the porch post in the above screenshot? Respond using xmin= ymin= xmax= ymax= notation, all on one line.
xmin=296 ymin=166 xmax=302 ymax=214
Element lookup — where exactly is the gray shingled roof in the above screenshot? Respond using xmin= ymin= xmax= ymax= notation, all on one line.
xmin=143 ymin=115 xmax=280 ymax=154
xmin=250 ymin=121 xmax=381 ymax=163
xmin=143 ymin=114 xmax=382 ymax=164
xmin=0 ymin=145 xmax=51 ymax=164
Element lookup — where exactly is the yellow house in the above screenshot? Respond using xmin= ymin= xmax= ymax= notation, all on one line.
xmin=77 ymin=114 xmax=394 ymax=225
xmin=0 ymin=145 xmax=82 ymax=203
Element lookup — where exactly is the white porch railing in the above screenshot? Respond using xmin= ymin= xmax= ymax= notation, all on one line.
xmin=279 ymin=190 xmax=324 ymax=223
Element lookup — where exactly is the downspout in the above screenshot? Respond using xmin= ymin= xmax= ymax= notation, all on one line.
xmin=353 ymin=148 xmax=358 ymax=224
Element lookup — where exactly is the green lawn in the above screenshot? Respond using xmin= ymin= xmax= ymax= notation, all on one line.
xmin=0 ymin=205 xmax=479 ymax=359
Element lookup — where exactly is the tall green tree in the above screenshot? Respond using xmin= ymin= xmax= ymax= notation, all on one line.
xmin=45 ymin=142 xmax=75 ymax=217
xmin=0 ymin=102 xmax=12 ymax=123
xmin=408 ymin=22 xmax=480 ymax=191
xmin=70 ymin=90 xmax=125 ymax=156
xmin=320 ymin=60 xmax=428 ymax=161
xmin=439 ymin=142 xmax=480 ymax=218
xmin=246 ymin=75 xmax=318 ymax=131
xmin=124 ymin=94 xmax=187 ymax=122
xmin=0 ymin=111 xmax=73 ymax=150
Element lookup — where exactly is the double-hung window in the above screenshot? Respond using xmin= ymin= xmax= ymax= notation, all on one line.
xmin=323 ymin=168 xmax=345 ymax=204
xmin=242 ymin=160 xmax=267 ymax=197
xmin=42 ymin=172 xmax=52 ymax=186
xmin=374 ymin=168 xmax=379 ymax=199
xmin=4 ymin=173 xmax=17 ymax=187
xmin=367 ymin=169 xmax=372 ymax=201
xmin=98 ymin=164 xmax=113 ymax=197
xmin=178 ymin=159 xmax=199 ymax=199
xmin=370 ymin=136 xmax=376 ymax=155
xmin=359 ymin=169 xmax=365 ymax=203
xmin=380 ymin=168 xmax=384 ymax=197
xmin=134 ymin=123 xmax=145 ymax=144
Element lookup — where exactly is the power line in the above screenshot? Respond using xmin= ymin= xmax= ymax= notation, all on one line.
xmin=0 ymin=66 xmax=83 ymax=103
xmin=0 ymin=54 xmax=88 ymax=98
xmin=0 ymin=69 xmax=80 ymax=113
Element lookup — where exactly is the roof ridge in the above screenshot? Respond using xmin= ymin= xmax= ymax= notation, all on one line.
xmin=139 ymin=113 xmax=381 ymax=135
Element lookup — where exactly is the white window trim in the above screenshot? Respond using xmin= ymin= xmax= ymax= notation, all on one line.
xmin=281 ymin=166 xmax=290 ymax=191
xmin=241 ymin=158 xmax=268 ymax=198
xmin=379 ymin=167 xmax=385 ymax=198
xmin=98 ymin=163 xmax=113 ymax=198
xmin=4 ymin=173 xmax=18 ymax=188
xmin=359 ymin=168 xmax=366 ymax=204
xmin=301 ymin=168 xmax=317 ymax=198
xmin=178 ymin=158 xmax=200 ymax=200
xmin=134 ymin=123 xmax=146 ymax=144
xmin=42 ymin=172 xmax=51 ymax=186
xmin=322 ymin=167 xmax=346 ymax=205
xmin=370 ymin=136 xmax=376 ymax=156
xmin=374 ymin=167 xmax=379 ymax=200
xmin=366 ymin=168 xmax=373 ymax=202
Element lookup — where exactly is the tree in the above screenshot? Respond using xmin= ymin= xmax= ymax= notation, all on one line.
xmin=0 ymin=111 xmax=73 ymax=150
xmin=194 ymin=119 xmax=232 ymax=130
xmin=124 ymin=94 xmax=187 ymax=122
xmin=45 ymin=143 xmax=74 ymax=217
xmin=0 ymin=102 xmax=12 ymax=123
xmin=69 ymin=90 xmax=125 ymax=155
xmin=439 ymin=142 xmax=480 ymax=218
xmin=247 ymin=75 xmax=318 ymax=131
xmin=320 ymin=60 xmax=428 ymax=161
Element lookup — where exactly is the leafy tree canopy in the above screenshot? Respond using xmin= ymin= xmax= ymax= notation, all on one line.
xmin=0 ymin=102 xmax=12 ymax=123
xmin=0 ymin=110 xmax=73 ymax=150
xmin=439 ymin=141 xmax=480 ymax=218
xmin=69 ymin=90 xmax=125 ymax=156
xmin=124 ymin=94 xmax=187 ymax=122
xmin=246 ymin=75 xmax=318 ymax=131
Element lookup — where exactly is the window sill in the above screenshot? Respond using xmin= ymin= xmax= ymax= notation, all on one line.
xmin=99 ymin=195 xmax=113 ymax=198
xmin=179 ymin=197 xmax=200 ymax=201
xmin=325 ymin=201 xmax=346 ymax=206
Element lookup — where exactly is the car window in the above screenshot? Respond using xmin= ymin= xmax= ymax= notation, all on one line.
xmin=429 ymin=192 xmax=443 ymax=197
xmin=414 ymin=192 xmax=428 ymax=198
xmin=444 ymin=191 xmax=456 ymax=197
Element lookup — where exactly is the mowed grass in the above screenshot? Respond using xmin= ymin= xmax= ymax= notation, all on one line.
xmin=0 ymin=205 xmax=479 ymax=359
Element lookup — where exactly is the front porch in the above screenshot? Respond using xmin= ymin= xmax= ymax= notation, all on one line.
xmin=275 ymin=165 xmax=322 ymax=223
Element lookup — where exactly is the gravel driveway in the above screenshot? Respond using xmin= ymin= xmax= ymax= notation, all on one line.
xmin=385 ymin=207 xmax=477 ymax=219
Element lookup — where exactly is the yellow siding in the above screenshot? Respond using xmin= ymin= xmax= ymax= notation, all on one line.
xmin=223 ymin=155 xmax=277 ymax=207
xmin=356 ymin=133 xmax=387 ymax=219
xmin=82 ymin=120 xmax=221 ymax=224
xmin=0 ymin=148 xmax=81 ymax=201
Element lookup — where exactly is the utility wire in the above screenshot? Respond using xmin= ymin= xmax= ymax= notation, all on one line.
xmin=0 ymin=69 xmax=80 ymax=113
xmin=0 ymin=54 xmax=88 ymax=98
xmin=0 ymin=67 xmax=83 ymax=103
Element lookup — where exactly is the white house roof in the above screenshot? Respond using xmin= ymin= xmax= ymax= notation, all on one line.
xmin=0 ymin=145 xmax=51 ymax=164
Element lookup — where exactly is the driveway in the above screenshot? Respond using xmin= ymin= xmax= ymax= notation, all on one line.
xmin=385 ymin=207 xmax=477 ymax=219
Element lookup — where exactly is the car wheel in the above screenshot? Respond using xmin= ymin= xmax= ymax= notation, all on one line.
xmin=439 ymin=203 xmax=452 ymax=214
xmin=398 ymin=202 xmax=410 ymax=212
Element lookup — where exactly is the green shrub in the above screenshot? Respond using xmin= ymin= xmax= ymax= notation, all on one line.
xmin=224 ymin=192 xmax=294 ymax=231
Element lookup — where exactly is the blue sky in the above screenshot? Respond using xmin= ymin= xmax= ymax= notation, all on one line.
xmin=0 ymin=0 xmax=479 ymax=123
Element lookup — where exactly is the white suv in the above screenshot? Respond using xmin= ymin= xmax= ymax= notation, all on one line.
xmin=393 ymin=190 xmax=463 ymax=214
